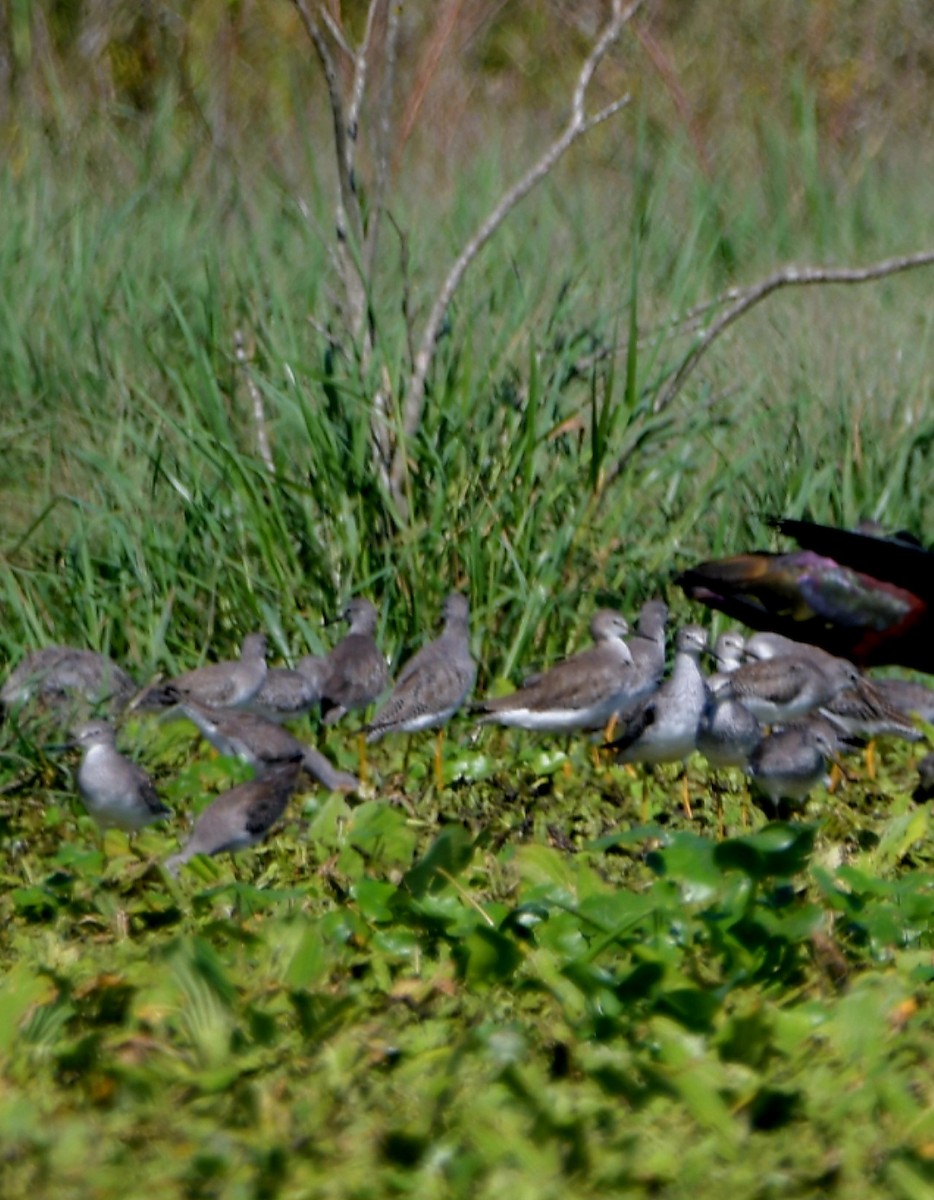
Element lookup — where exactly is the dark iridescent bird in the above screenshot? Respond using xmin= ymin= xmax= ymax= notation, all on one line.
xmin=677 ymin=518 xmax=934 ymax=673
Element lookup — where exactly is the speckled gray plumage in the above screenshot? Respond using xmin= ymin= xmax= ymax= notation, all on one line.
xmin=3 ymin=646 xmax=136 ymax=715
xmin=366 ymin=593 xmax=475 ymax=742
xmin=874 ymin=678 xmax=934 ymax=724
xmin=697 ymin=631 xmax=762 ymax=768
xmin=165 ymin=757 xmax=303 ymax=874
xmin=136 ymin=633 xmax=268 ymax=711
xmin=319 ymin=599 xmax=389 ymax=726
xmin=613 ymin=599 xmax=670 ymax=720
xmin=627 ymin=599 xmax=669 ymax=680
xmin=747 ymin=722 xmax=840 ymax=815
xmin=478 ymin=610 xmax=642 ymax=732
xmin=73 ymin=719 xmax=170 ymax=831
xmin=176 ymin=700 xmax=359 ymax=793
xmin=819 ymin=675 xmax=921 ymax=741
xmin=715 ymin=652 xmax=860 ymax=725
xmin=697 ymin=692 xmax=762 ymax=769
xmin=608 ymin=625 xmax=708 ymax=765
xmin=247 ymin=666 xmax=322 ymax=723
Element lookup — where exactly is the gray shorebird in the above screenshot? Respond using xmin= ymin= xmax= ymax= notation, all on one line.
xmin=366 ymin=592 xmax=476 ymax=786
xmin=247 ymin=657 xmax=326 ymax=723
xmin=712 ymin=630 xmax=746 ymax=674
xmin=73 ymin=719 xmax=170 ymax=832
xmin=697 ymin=691 xmax=762 ymax=771
xmin=747 ymin=721 xmax=842 ymax=818
xmin=319 ymin=599 xmax=389 ymax=726
xmin=612 ymin=598 xmax=670 ymax=727
xmin=175 ymin=699 xmax=359 ymax=793
xmin=873 ymin=678 xmax=934 ymax=724
xmin=607 ymin=624 xmax=708 ymax=817
xmin=3 ymin=647 xmax=135 ymax=716
xmin=165 ymin=755 xmax=303 ymax=875
xmin=742 ymin=632 xmax=916 ymax=776
xmin=819 ymin=676 xmax=921 ymax=742
xmin=697 ymin=629 xmax=762 ymax=772
xmin=135 ymin=633 xmax=268 ymax=711
xmin=477 ymin=610 xmax=643 ymax=733
xmin=711 ymin=650 xmax=860 ymax=725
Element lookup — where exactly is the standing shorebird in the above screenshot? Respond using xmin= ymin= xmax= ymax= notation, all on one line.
xmin=611 ymin=598 xmax=669 ymax=728
xmin=711 ymin=650 xmax=860 ymax=726
xmin=174 ymin=699 xmax=359 ymax=793
xmin=365 ymin=592 xmax=476 ymax=787
xmin=319 ymin=599 xmax=389 ymax=726
xmin=73 ymin=720 xmax=171 ymax=833
xmin=247 ymin=656 xmax=325 ymax=724
xmin=697 ymin=631 xmax=762 ymax=770
xmin=165 ymin=755 xmax=303 ymax=875
xmin=135 ymin=633 xmax=269 ymax=711
xmin=317 ymin=598 xmax=390 ymax=779
xmin=742 ymin=631 xmax=919 ymax=777
xmin=607 ymin=624 xmax=708 ymax=818
xmin=747 ymin=721 xmax=843 ymax=819
xmin=711 ymin=630 xmax=746 ymax=674
xmin=476 ymin=610 xmax=645 ymax=733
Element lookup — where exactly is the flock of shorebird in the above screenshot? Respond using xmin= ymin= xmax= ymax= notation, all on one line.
xmin=3 ymin=587 xmax=934 ymax=874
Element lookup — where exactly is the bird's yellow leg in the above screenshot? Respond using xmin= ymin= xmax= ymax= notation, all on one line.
xmin=680 ymin=770 xmax=693 ymax=820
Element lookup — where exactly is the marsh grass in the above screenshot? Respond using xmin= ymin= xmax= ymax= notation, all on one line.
xmin=1 ymin=87 xmax=934 ymax=1198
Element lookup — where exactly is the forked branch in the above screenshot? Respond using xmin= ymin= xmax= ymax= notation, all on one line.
xmin=654 ymin=249 xmax=934 ymax=415
xmin=391 ymin=0 xmax=643 ymax=509
xmin=292 ymin=0 xmax=388 ymax=338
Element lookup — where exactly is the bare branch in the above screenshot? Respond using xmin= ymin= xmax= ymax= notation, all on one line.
xmin=363 ymin=0 xmax=401 ymax=284
xmin=347 ymin=0 xmax=383 ymax=170
xmin=316 ymin=5 xmax=355 ymax=59
xmin=654 ymin=249 xmax=934 ymax=415
xmin=292 ymin=0 xmax=363 ymax=249
xmin=235 ymin=329 xmax=275 ymax=474
xmin=391 ymin=0 xmax=642 ymax=510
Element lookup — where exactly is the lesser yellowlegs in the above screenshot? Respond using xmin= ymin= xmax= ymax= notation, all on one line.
xmin=73 ymin=719 xmax=170 ymax=832
xmin=136 ymin=632 xmax=268 ymax=711
xmin=165 ymin=755 xmax=303 ymax=875
xmin=365 ymin=592 xmax=476 ymax=786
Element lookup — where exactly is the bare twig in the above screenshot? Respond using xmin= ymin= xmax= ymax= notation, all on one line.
xmin=235 ymin=329 xmax=275 ymax=474
xmin=346 ymin=0 xmax=383 ymax=176
xmin=316 ymin=5 xmax=355 ymax=60
xmin=292 ymin=1 xmax=363 ymax=248
xmin=654 ymin=249 xmax=934 ymax=415
xmin=391 ymin=0 xmax=642 ymax=511
xmin=292 ymin=0 xmax=367 ymax=333
xmin=387 ymin=210 xmax=416 ymax=371
xmin=363 ymin=0 xmax=401 ymax=284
